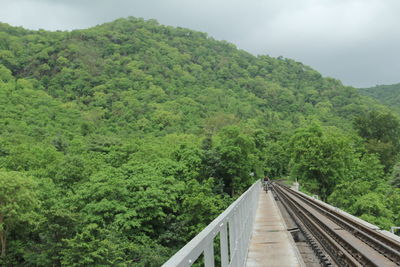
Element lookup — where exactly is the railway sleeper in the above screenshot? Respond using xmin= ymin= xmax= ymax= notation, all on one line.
xmin=275 ymin=186 xmax=379 ymax=267
xmin=279 ymin=184 xmax=400 ymax=264
xmin=276 ymin=185 xmax=399 ymax=267
xmin=275 ymin=188 xmax=340 ymax=267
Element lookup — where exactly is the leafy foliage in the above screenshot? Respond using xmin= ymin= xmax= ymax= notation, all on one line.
xmin=354 ymin=110 xmax=400 ymax=171
xmin=360 ymin=83 xmax=400 ymax=113
xmin=0 ymin=17 xmax=399 ymax=265
xmin=0 ymin=170 xmax=40 ymax=262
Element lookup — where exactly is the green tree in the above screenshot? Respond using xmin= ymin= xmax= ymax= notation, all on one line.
xmin=354 ymin=192 xmax=394 ymax=229
xmin=214 ymin=126 xmax=257 ymax=196
xmin=328 ymin=179 xmax=396 ymax=230
xmin=288 ymin=123 xmax=356 ymax=199
xmin=390 ymin=162 xmax=400 ymax=188
xmin=354 ymin=110 xmax=400 ymax=172
xmin=2 ymin=16 xmax=400 ymax=265
xmin=0 ymin=170 xmax=40 ymax=259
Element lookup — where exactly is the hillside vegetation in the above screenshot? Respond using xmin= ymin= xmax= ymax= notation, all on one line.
xmin=0 ymin=17 xmax=399 ymax=266
xmin=360 ymin=83 xmax=400 ymax=113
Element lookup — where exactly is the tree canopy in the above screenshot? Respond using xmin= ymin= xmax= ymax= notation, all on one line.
xmin=0 ymin=17 xmax=399 ymax=265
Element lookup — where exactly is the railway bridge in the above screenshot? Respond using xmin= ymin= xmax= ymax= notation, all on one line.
xmin=162 ymin=180 xmax=400 ymax=267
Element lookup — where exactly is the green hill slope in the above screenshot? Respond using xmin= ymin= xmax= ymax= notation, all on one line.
xmin=360 ymin=83 xmax=400 ymax=112
xmin=0 ymin=17 xmax=399 ymax=265
xmin=0 ymin=18 xmax=382 ymax=132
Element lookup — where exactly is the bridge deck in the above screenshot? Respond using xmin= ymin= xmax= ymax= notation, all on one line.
xmin=245 ymin=189 xmax=304 ymax=267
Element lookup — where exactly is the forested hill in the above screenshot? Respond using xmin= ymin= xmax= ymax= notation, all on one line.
xmin=0 ymin=17 xmax=399 ymax=266
xmin=359 ymin=83 xmax=400 ymax=113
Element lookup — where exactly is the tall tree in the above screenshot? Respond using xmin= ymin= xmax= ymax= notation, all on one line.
xmin=354 ymin=110 xmax=400 ymax=172
xmin=0 ymin=170 xmax=40 ymax=258
xmin=214 ymin=126 xmax=257 ymax=196
xmin=288 ymin=123 xmax=356 ymax=199
xmin=391 ymin=162 xmax=400 ymax=188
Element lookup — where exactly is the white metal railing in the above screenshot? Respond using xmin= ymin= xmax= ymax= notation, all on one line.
xmin=162 ymin=180 xmax=261 ymax=267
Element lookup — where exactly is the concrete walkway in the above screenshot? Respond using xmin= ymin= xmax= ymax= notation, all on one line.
xmin=245 ymin=190 xmax=305 ymax=267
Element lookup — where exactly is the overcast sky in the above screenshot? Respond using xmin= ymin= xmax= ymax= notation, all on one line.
xmin=1 ymin=0 xmax=399 ymax=87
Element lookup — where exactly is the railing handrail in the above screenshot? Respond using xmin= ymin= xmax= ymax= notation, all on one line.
xmin=162 ymin=180 xmax=261 ymax=267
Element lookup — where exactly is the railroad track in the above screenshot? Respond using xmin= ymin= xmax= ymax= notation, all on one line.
xmin=273 ymin=183 xmax=400 ymax=267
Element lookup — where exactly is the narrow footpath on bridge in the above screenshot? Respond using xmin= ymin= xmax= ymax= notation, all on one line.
xmin=245 ymin=188 xmax=305 ymax=267
xmin=162 ymin=180 xmax=400 ymax=267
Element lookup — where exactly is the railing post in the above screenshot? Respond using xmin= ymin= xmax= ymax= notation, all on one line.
xmin=204 ymin=239 xmax=215 ymax=267
xmin=234 ymin=210 xmax=240 ymax=267
xmin=229 ymin=214 xmax=236 ymax=265
xmin=237 ymin=202 xmax=243 ymax=265
xmin=220 ymin=223 xmax=229 ymax=267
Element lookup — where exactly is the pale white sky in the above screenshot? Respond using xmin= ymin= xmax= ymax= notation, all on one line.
xmin=1 ymin=0 xmax=399 ymax=87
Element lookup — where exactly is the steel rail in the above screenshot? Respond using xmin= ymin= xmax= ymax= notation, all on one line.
xmin=274 ymin=185 xmax=362 ymax=267
xmin=274 ymin=184 xmax=399 ymax=267
xmin=278 ymin=184 xmax=400 ymax=265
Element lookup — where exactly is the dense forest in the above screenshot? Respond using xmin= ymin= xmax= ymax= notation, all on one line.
xmin=0 ymin=17 xmax=399 ymax=266
xmin=360 ymin=83 xmax=400 ymax=113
